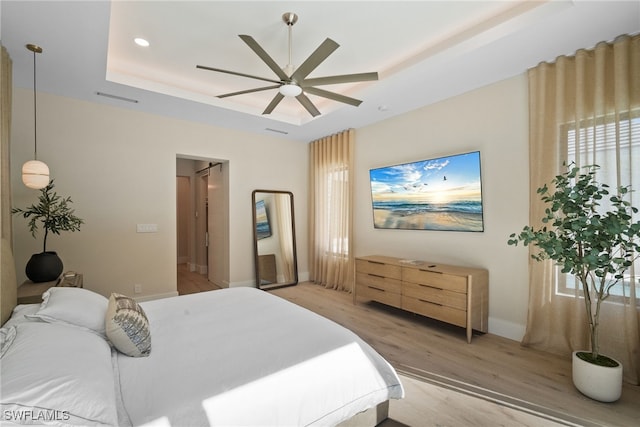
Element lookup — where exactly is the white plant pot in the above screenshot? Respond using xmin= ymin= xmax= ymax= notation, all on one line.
xmin=572 ymin=351 xmax=623 ymax=402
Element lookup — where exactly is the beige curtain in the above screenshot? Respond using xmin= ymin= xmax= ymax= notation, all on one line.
xmin=524 ymin=34 xmax=639 ymax=384
xmin=309 ymin=129 xmax=355 ymax=291
xmin=1 ymin=44 xmax=12 ymax=244
xmin=275 ymin=193 xmax=295 ymax=282
xmin=1 ymin=44 xmax=15 ymax=324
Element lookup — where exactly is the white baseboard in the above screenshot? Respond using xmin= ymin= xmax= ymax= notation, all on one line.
xmin=229 ymin=280 xmax=257 ymax=288
xmin=229 ymin=271 xmax=310 ymax=288
xmin=298 ymin=271 xmax=310 ymax=282
xmin=134 ymin=291 xmax=179 ymax=302
xmin=488 ymin=317 xmax=526 ymax=342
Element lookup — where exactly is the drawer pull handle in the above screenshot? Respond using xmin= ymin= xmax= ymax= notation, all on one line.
xmin=368 ymin=261 xmax=384 ymax=265
xmin=368 ymin=273 xmax=385 ymax=279
xmin=419 ymin=299 xmax=442 ymax=306
xmin=418 ymin=283 xmax=442 ymax=290
xmin=420 ymin=269 xmax=443 ymax=274
xmin=368 ymin=286 xmax=385 ymax=292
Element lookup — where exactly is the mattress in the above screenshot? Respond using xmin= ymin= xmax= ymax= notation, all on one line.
xmin=117 ymin=287 xmax=404 ymax=426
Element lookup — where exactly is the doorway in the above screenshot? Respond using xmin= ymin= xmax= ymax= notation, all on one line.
xmin=176 ymin=157 xmax=230 ymax=294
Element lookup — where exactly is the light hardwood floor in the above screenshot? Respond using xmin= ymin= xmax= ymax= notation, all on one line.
xmin=177 ymin=263 xmax=220 ymax=295
xmin=177 ymin=269 xmax=640 ymax=426
xmin=389 ymin=373 xmax=567 ymax=427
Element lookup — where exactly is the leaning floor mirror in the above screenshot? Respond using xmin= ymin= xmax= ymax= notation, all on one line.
xmin=252 ymin=190 xmax=298 ymax=290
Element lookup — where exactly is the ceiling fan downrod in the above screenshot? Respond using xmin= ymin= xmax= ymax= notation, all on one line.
xmin=283 ymin=12 xmax=298 ymax=77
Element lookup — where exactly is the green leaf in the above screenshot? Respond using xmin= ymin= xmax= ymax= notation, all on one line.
xmin=506 ymin=162 xmax=640 ymax=356
xmin=11 ymin=180 xmax=84 ymax=252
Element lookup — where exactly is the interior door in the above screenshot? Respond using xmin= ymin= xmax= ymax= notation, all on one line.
xmin=207 ymin=164 xmax=225 ymax=287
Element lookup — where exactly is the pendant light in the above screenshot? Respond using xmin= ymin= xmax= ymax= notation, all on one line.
xmin=22 ymin=43 xmax=49 ymax=190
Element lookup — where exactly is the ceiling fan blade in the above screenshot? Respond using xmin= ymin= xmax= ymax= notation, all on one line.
xmin=290 ymin=38 xmax=339 ymax=83
xmin=239 ymin=35 xmax=290 ymax=81
xmin=263 ymin=93 xmax=285 ymax=115
xmin=303 ymin=87 xmax=362 ymax=107
xmin=302 ymin=72 xmax=378 ymax=87
xmin=196 ymin=65 xmax=281 ymax=84
xmin=218 ymin=85 xmax=281 ymax=99
xmin=295 ymin=93 xmax=321 ymax=117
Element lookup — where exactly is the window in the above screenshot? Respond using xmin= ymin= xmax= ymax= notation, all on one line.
xmin=325 ymin=165 xmax=349 ymax=257
xmin=556 ymin=111 xmax=640 ymax=303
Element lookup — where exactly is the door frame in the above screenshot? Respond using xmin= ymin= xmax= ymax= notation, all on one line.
xmin=176 ymin=156 xmax=229 ymax=287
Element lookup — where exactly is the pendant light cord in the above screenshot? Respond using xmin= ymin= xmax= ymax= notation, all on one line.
xmin=22 ymin=43 xmax=49 ymax=190
xmin=32 ymin=48 xmax=38 ymax=160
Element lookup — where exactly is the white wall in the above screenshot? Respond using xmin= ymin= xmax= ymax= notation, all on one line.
xmin=355 ymin=74 xmax=530 ymax=340
xmin=11 ymin=74 xmax=531 ymax=341
xmin=10 ymin=90 xmax=309 ymax=298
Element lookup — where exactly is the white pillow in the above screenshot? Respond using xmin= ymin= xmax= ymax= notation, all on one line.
xmin=106 ymin=293 xmax=152 ymax=357
xmin=27 ymin=287 xmax=108 ymax=335
xmin=0 ymin=322 xmax=118 ymax=426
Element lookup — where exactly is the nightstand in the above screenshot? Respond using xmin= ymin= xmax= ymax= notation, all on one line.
xmin=17 ymin=273 xmax=83 ymax=304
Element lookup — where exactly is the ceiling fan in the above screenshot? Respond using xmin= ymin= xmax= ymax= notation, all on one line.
xmin=196 ymin=12 xmax=378 ymax=117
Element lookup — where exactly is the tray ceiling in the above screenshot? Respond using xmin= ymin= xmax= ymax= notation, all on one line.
xmin=2 ymin=1 xmax=639 ymax=141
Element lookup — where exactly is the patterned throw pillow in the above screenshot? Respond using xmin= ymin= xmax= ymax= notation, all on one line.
xmin=105 ymin=293 xmax=151 ymax=357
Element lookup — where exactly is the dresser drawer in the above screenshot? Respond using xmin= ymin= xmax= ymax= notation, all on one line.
xmin=357 ymin=282 xmax=402 ymax=307
xmin=356 ymin=259 xmax=402 ymax=280
xmin=402 ymin=268 xmax=467 ymax=293
xmin=402 ymin=296 xmax=466 ymax=328
xmin=356 ymin=272 xmax=401 ymax=294
xmin=403 ymin=281 xmax=467 ymax=310
xmin=356 ymin=255 xmax=487 ymax=343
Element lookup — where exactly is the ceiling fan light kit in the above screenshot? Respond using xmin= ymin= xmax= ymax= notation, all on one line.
xmin=279 ymin=84 xmax=302 ymax=97
xmin=197 ymin=12 xmax=378 ymax=117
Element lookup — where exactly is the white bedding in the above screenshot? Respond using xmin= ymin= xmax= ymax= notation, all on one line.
xmin=1 ymin=288 xmax=403 ymax=426
xmin=117 ymin=288 xmax=404 ymax=426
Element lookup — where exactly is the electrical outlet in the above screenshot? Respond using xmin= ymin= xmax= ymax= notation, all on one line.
xmin=134 ymin=284 xmax=142 ymax=294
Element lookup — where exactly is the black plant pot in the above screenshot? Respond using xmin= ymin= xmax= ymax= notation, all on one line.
xmin=25 ymin=251 xmax=63 ymax=283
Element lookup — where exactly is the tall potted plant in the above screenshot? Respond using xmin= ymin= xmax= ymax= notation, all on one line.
xmin=12 ymin=180 xmax=84 ymax=282
xmin=508 ymin=163 xmax=640 ymax=402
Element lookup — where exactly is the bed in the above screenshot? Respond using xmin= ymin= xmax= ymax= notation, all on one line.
xmin=0 ymin=241 xmax=404 ymax=426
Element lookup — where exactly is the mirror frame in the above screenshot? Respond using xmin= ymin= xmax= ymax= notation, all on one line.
xmin=252 ymin=190 xmax=298 ymax=290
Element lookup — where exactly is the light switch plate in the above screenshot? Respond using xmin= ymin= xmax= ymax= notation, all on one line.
xmin=136 ymin=224 xmax=158 ymax=233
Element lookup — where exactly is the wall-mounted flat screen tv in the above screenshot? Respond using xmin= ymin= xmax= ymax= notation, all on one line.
xmin=369 ymin=151 xmax=484 ymax=232
xmin=255 ymin=199 xmax=272 ymax=240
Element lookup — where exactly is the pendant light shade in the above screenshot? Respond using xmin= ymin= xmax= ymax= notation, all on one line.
xmin=22 ymin=43 xmax=49 ymax=190
xmin=22 ymin=160 xmax=50 ymax=189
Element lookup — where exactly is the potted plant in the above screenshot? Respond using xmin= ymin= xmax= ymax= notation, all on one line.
xmin=508 ymin=163 xmax=640 ymax=402
xmin=12 ymin=180 xmax=84 ymax=283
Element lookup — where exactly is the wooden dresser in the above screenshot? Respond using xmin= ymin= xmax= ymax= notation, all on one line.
xmin=355 ymin=255 xmax=488 ymax=343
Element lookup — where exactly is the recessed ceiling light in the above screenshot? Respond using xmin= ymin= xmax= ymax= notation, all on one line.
xmin=134 ymin=38 xmax=150 ymax=47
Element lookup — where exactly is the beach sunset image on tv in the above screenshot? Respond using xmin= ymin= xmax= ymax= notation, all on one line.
xmin=369 ymin=151 xmax=484 ymax=232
